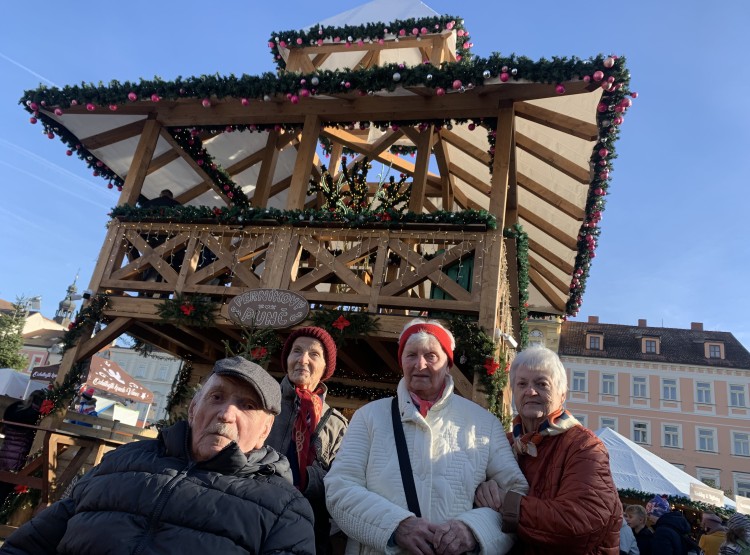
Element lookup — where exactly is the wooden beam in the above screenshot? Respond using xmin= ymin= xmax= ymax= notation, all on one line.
xmin=517 ymin=205 xmax=579 ymax=250
xmin=82 ymin=119 xmax=146 ymax=150
xmin=76 ymin=317 xmax=134 ymax=361
xmin=488 ymin=101 xmax=515 ymax=227
xmin=147 ymin=149 xmax=180 ymax=175
xmin=440 ymin=129 xmax=492 ymax=165
xmin=252 ymin=130 xmax=280 ymax=207
xmin=517 ymin=172 xmax=586 ymax=220
xmin=286 ymin=49 xmax=317 ymax=73
xmin=516 ymin=131 xmax=591 ymax=184
xmin=407 ymin=126 xmax=434 ymax=212
xmin=117 ymin=117 xmax=161 ymax=206
xmin=527 ymin=238 xmax=575 ymax=275
xmin=449 ymin=162 xmax=491 ymax=196
xmin=286 ymin=115 xmax=321 ymax=209
xmin=515 ymin=101 xmax=598 ymax=141
xmin=224 ymin=147 xmax=266 ymax=177
xmin=175 ymin=182 xmax=212 ymax=204
xmin=528 ymin=267 xmax=568 ymax=312
xmin=528 ymin=253 xmax=569 ymax=293
xmin=432 ymin=134 xmax=456 ymax=210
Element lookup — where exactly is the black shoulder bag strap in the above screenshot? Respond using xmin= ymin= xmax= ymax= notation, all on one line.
xmin=391 ymin=397 xmax=421 ymax=517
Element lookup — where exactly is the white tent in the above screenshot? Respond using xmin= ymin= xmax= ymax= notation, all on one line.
xmin=0 ymin=368 xmax=47 ymax=399
xmin=595 ymin=427 xmax=736 ymax=509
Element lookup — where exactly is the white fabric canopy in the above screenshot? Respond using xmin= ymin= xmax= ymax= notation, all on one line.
xmin=595 ymin=427 xmax=736 ymax=509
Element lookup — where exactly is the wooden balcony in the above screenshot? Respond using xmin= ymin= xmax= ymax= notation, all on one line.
xmin=73 ymin=219 xmax=512 ymax=397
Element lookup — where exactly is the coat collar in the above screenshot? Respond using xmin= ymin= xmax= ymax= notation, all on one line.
xmin=397 ymin=374 xmax=455 ymax=421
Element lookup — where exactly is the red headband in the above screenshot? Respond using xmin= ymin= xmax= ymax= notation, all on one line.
xmin=398 ymin=324 xmax=454 ymax=368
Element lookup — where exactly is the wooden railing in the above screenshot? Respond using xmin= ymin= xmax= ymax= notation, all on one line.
xmin=95 ymin=220 xmax=508 ymax=322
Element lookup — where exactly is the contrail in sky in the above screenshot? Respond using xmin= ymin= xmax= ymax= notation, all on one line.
xmin=0 ymin=52 xmax=56 ymax=87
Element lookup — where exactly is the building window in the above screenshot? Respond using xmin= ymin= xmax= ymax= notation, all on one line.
xmin=697 ymin=428 xmax=717 ymax=452
xmin=730 ymin=384 xmax=747 ymax=408
xmin=633 ymin=421 xmax=649 ymax=444
xmin=663 ymin=424 xmax=681 ymax=448
xmin=600 ymin=417 xmax=617 ymax=431
xmin=662 ymin=378 xmax=678 ymax=401
xmin=643 ymin=338 xmax=659 ymax=354
xmin=572 ymin=371 xmax=587 ymax=392
xmin=156 ymin=365 xmax=169 ymax=381
xmin=632 ymin=376 xmax=647 ymax=398
xmin=587 ymin=334 xmax=603 ymax=350
xmin=529 ymin=329 xmax=544 ymax=347
xmin=602 ymin=374 xmax=616 ymax=396
xmin=697 ymin=468 xmax=721 ymax=489
xmin=735 ymin=473 xmax=750 ymax=498
xmin=134 ymin=364 xmax=147 ymax=378
xmin=733 ymin=432 xmax=750 ymax=457
xmin=705 ymin=342 xmax=724 ymax=359
xmin=672 ymin=463 xmax=685 ymax=471
xmin=696 ymin=381 xmax=713 ymax=405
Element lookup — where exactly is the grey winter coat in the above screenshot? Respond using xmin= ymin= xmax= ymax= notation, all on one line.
xmin=0 ymin=420 xmax=315 ymax=555
xmin=266 ymin=376 xmax=348 ymax=554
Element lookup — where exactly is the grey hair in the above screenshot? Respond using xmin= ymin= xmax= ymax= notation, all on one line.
xmin=398 ymin=318 xmax=456 ymax=352
xmin=509 ymin=345 xmax=568 ymax=399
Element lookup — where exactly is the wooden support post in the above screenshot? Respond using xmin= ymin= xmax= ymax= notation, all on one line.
xmin=407 ymin=125 xmax=434 ymax=213
xmin=488 ymin=101 xmax=515 ymax=230
xmin=116 ymin=117 xmax=161 ymax=206
xmin=286 ymin=115 xmax=321 ymax=210
xmin=252 ymin=130 xmax=280 ymax=207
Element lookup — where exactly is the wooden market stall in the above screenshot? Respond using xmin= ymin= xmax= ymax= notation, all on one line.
xmin=20 ymin=1 xmax=633 ymax=414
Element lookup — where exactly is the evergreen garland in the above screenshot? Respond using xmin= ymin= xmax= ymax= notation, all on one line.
xmin=448 ymin=316 xmax=507 ymax=418
xmin=504 ymin=224 xmax=530 ymax=348
xmin=222 ymin=325 xmax=283 ymax=365
xmin=156 ymin=293 xmax=216 ymax=328
xmin=618 ymin=488 xmax=736 ymax=519
xmin=308 ymin=308 xmax=380 ymax=347
xmin=159 ymin=359 xmax=193 ymax=427
xmin=61 ymin=295 xmax=109 ymax=353
xmin=268 ymin=15 xmax=472 ymax=70
xmin=110 ymin=204 xmax=496 ymax=229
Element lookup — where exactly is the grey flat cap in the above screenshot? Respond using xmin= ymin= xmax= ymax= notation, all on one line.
xmin=211 ymin=356 xmax=281 ymax=415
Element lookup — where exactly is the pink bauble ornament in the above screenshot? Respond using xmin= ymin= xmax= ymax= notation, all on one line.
xmin=597 ymin=103 xmax=607 ymax=113
xmin=107 ymin=183 xmax=114 ymax=189
xmin=468 ymin=123 xmax=476 ymax=131
xmin=241 ymin=98 xmax=249 ymax=106
xmin=54 ymin=108 xmax=63 ymax=116
xmin=47 ymin=132 xmax=55 ymax=139
xmin=446 ymin=21 xmax=455 ymax=30
xmin=317 ymin=38 xmax=324 ymax=46
xmin=66 ymin=149 xmax=73 ymax=156
xmin=86 ymin=103 xmax=95 ymax=111
xmin=436 ymin=87 xmax=446 ymax=96
xmin=296 ymin=37 xmax=303 ymax=45
xmin=150 ymin=94 xmax=160 ymax=102
xmin=603 ymin=57 xmax=615 ymax=68
xmin=399 ymin=29 xmax=406 ymax=36
xmin=593 ymin=70 xmax=604 ymax=82
xmin=620 ymin=97 xmax=633 ymax=108
xmin=279 ymin=40 xmax=286 ymax=48
xmin=197 ymin=159 xmax=204 ymax=166
xmin=607 ymin=76 xmax=615 ymax=83
xmin=594 ymin=188 xmax=604 ymax=196
xmin=300 ymin=88 xmax=310 ymax=97
xmin=202 ymin=98 xmax=211 ymax=108
xmin=598 ymin=148 xmax=609 ymax=157
xmin=29 ymin=117 xmax=37 ymax=124
xmin=583 ymin=75 xmax=591 ymax=83
xmin=452 ymin=79 xmax=462 ymax=90
xmin=127 ymin=92 xmax=137 ymax=101
xmin=290 ymin=95 xmax=299 ymax=104
xmin=421 ymin=27 xmax=428 ymax=34
xmin=412 ymin=27 xmax=419 ymax=35
xmin=555 ymin=84 xmax=565 ymax=94
xmin=500 ymin=72 xmax=509 ymax=82
xmin=631 ymin=91 xmax=639 ymax=98
xmin=117 ymin=185 xmax=123 ymax=191
xmin=29 ymin=102 xmax=38 ymax=111
xmin=268 ymin=41 xmax=275 ymax=48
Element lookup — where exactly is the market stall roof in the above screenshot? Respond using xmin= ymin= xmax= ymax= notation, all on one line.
xmin=21 ymin=6 xmax=633 ymax=318
xmin=596 ymin=427 xmax=736 ymax=509
xmin=87 ymin=356 xmax=154 ymax=404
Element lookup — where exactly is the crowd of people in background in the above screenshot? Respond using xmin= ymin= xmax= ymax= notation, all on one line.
xmin=0 ymin=321 xmax=748 ymax=554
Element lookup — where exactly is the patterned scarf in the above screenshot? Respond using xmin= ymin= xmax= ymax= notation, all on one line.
xmin=512 ymin=408 xmax=580 ymax=457
xmin=293 ymin=386 xmax=323 ymax=491
xmin=408 ymin=384 xmax=446 ymax=417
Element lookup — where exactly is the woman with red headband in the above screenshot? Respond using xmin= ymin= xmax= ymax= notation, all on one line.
xmin=326 ymin=318 xmax=528 ymax=555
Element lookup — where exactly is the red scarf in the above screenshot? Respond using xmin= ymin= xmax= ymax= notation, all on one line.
xmin=293 ymin=386 xmax=323 ymax=491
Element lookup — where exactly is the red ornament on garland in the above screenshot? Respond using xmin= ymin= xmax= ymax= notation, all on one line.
xmin=452 ymin=79 xmax=462 ymax=90
xmin=29 ymin=117 xmax=37 ymax=124
xmin=499 ymin=72 xmax=509 ymax=82
xmin=332 ymin=315 xmax=351 ymax=331
xmin=86 ymin=103 xmax=95 ymax=111
xmin=128 ymin=92 xmax=137 ymax=101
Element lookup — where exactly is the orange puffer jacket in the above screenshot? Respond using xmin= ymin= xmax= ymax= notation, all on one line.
xmin=507 ymin=425 xmax=621 ymax=554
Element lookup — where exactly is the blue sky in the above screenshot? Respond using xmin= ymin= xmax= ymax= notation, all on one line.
xmin=1 ymin=1 xmax=748 ymax=347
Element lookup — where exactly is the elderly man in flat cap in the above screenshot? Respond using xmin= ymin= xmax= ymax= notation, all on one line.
xmin=0 ymin=357 xmax=315 ymax=555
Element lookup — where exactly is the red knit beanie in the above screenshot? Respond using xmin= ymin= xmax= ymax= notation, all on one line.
xmin=281 ymin=326 xmax=337 ymax=382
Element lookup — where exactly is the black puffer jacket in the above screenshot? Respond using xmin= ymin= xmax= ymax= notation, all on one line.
xmin=652 ymin=511 xmax=691 ymax=555
xmin=0 ymin=420 xmax=315 ymax=555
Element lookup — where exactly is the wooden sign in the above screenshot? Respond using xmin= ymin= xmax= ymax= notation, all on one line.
xmin=87 ymin=356 xmax=154 ymax=404
xmin=228 ymin=289 xmax=309 ymax=329
xmin=736 ymin=495 xmax=750 ymax=515
xmin=30 ymin=364 xmax=59 ymax=382
xmin=689 ymin=482 xmax=723 ymax=508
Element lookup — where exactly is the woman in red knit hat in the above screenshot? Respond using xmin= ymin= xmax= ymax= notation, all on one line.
xmin=266 ymin=326 xmax=348 ymax=555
